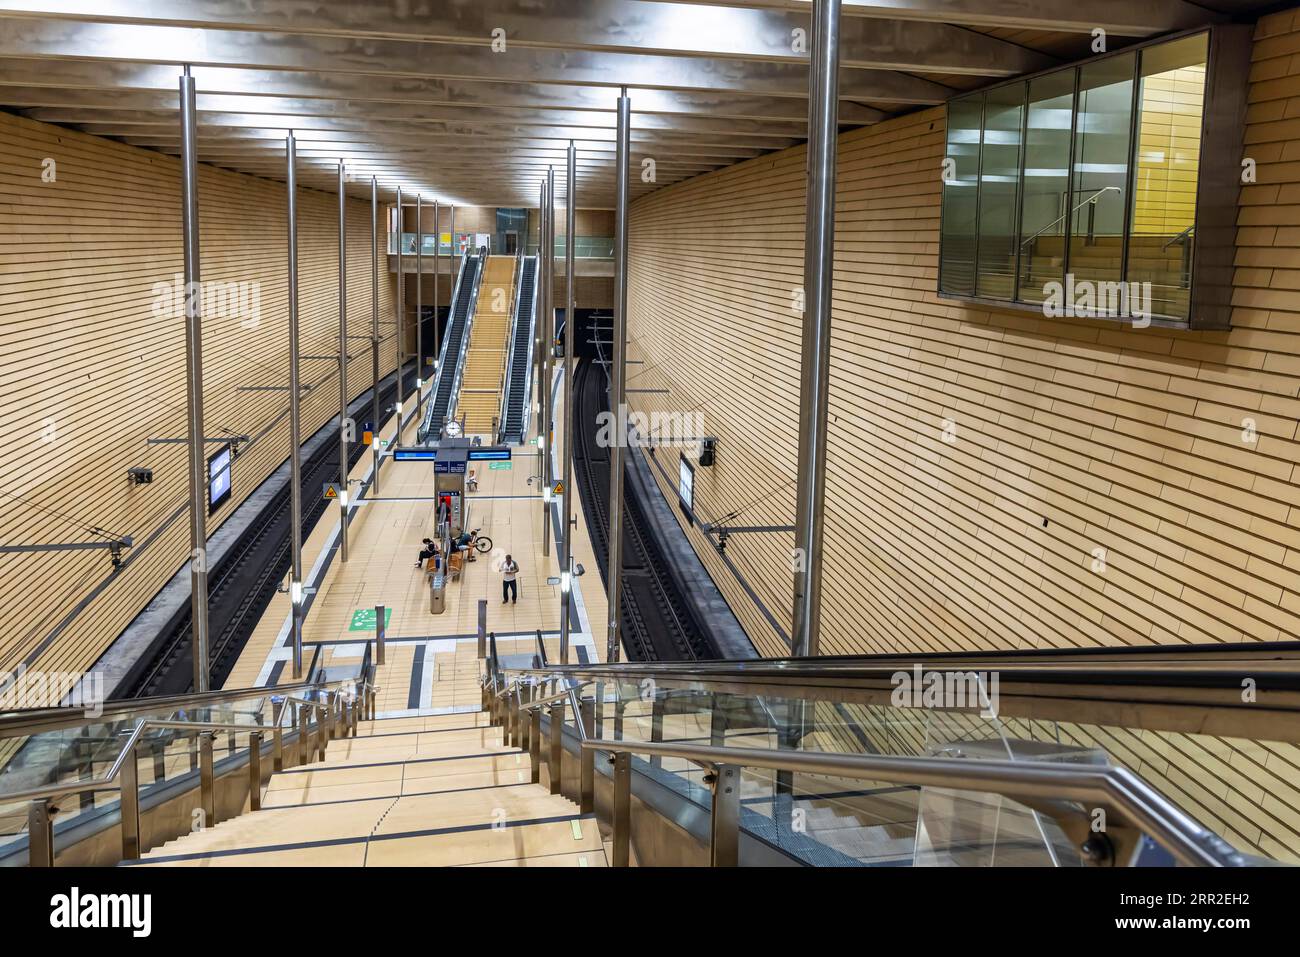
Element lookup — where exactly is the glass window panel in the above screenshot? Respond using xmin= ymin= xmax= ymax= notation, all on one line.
xmin=1127 ymin=33 xmax=1207 ymax=322
xmin=976 ymin=84 xmax=1026 ymax=300
xmin=1067 ymin=53 xmax=1136 ymax=302
xmin=940 ymin=94 xmax=983 ymax=296
xmin=1017 ymin=70 xmax=1076 ymax=304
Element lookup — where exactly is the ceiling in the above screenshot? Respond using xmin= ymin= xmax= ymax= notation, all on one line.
xmin=0 ymin=0 xmax=1265 ymax=208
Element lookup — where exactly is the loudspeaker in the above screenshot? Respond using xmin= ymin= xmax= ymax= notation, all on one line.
xmin=698 ymin=438 xmax=716 ymax=467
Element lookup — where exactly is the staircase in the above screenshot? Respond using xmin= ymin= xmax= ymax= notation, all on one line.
xmin=127 ymin=707 xmax=608 ymax=867
xmin=499 ymin=256 xmax=537 ymax=445
xmin=422 ymin=255 xmax=482 ymax=440
xmin=457 ymin=255 xmax=517 ymax=436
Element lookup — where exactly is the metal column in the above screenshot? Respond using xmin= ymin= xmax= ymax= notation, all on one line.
xmin=179 ymin=66 xmax=210 ymax=692
xmin=606 ymin=88 xmax=631 ymax=664
xmin=287 ymin=132 xmax=304 ymax=679
xmin=535 ymin=182 xmax=545 ymax=446
xmin=416 ymin=193 xmax=424 ymax=415
xmin=433 ymin=200 xmax=441 ymax=376
xmin=338 ymin=160 xmax=349 ymax=563
xmin=791 ymin=0 xmax=842 ymax=658
xmin=541 ymin=172 xmax=553 ymax=558
xmin=370 ymin=177 xmax=381 ymax=495
xmin=396 ymin=186 xmax=405 ymax=435
xmin=560 ymin=141 xmax=576 ymax=664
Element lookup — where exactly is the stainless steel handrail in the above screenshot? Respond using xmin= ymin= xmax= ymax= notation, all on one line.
xmin=444 ymin=255 xmax=486 ymax=431
xmin=420 ymin=252 xmax=472 ymax=441
xmin=0 ymin=677 xmax=334 ymax=737
xmin=1 ymin=678 xmax=368 ymax=802
xmin=581 ymin=738 xmax=1243 ymax=867
xmin=1162 ymin=223 xmax=1196 ymax=251
xmin=1020 ymin=185 xmax=1121 ymax=251
xmin=497 ymin=254 xmax=530 ymax=444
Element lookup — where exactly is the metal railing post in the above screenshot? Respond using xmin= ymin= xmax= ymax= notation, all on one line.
xmin=611 ymin=751 xmax=631 ymax=867
xmin=272 ymin=699 xmax=284 ymax=771
xmin=199 ymin=731 xmax=216 ymax=827
xmin=248 ymin=731 xmax=263 ymax=812
xmin=548 ymin=700 xmax=564 ymax=794
xmin=316 ymin=705 xmax=328 ymax=761
xmin=579 ymin=698 xmax=595 ymax=813
xmin=28 ymin=799 xmax=54 ymax=867
xmin=120 ymin=743 xmax=141 ymax=861
xmin=709 ymin=765 xmax=740 ymax=867
xmin=529 ymin=708 xmax=542 ymax=784
xmin=650 ymin=694 xmax=665 ymax=767
xmin=375 ymin=605 xmax=387 ymax=665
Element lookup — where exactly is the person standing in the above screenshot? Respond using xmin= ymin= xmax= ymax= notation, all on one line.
xmin=501 ymin=554 xmax=519 ymax=604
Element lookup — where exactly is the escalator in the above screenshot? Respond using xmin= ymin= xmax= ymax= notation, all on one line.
xmin=498 ymin=255 xmax=537 ymax=445
xmin=420 ymin=254 xmax=482 ymax=442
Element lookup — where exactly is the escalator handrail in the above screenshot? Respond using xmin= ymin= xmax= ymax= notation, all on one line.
xmin=514 ymin=257 xmax=539 ymax=444
xmin=580 ymin=738 xmax=1244 ymax=867
xmin=420 ymin=254 xmax=473 ymax=441
xmin=497 ymin=255 xmax=531 ymax=444
xmin=444 ymin=256 xmax=486 ymax=431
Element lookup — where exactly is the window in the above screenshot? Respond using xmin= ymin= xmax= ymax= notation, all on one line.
xmin=938 ymin=29 xmax=1237 ymax=329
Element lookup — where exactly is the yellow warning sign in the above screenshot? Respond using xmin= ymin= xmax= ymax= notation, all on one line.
xmin=325 ymin=486 xmax=337 ymax=499
xmin=553 ymin=482 xmax=564 ymax=495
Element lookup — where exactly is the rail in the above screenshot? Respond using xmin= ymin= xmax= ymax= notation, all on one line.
xmin=443 ymin=255 xmax=485 ymax=433
xmin=419 ymin=253 xmax=470 ymax=441
xmin=1019 ymin=185 xmax=1121 ymax=273
xmin=1 ymin=673 xmax=378 ymax=866
xmin=497 ymin=254 xmax=529 ymax=444
xmin=479 ymin=650 xmax=1300 ymax=866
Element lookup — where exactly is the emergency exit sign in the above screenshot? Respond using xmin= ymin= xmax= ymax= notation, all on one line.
xmin=489 ymin=462 xmax=512 ymax=471
xmin=348 ymin=607 xmax=392 ymax=631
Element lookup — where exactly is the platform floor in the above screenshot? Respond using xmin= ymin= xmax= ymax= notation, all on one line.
xmin=223 ymin=371 xmax=612 ymax=720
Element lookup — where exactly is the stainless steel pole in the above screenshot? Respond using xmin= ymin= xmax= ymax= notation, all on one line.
xmin=179 ymin=66 xmax=210 ymax=692
xmin=287 ymin=131 xmax=304 ymax=679
xmin=560 ymin=141 xmax=576 ymax=664
xmin=535 ymin=181 xmax=545 ymax=442
xmin=370 ymin=176 xmax=381 ymax=495
xmin=396 ymin=186 xmax=405 ymax=437
xmin=416 ymin=193 xmax=423 ymax=416
xmin=791 ymin=0 xmax=841 ymax=658
xmin=433 ymin=200 xmax=440 ymax=378
xmin=338 ymin=160 xmax=349 ymax=564
xmin=542 ymin=168 xmax=555 ymax=559
xmin=607 ymin=88 xmax=630 ymax=664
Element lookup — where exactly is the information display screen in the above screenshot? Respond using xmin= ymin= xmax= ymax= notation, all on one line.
xmin=208 ymin=444 xmax=232 ymax=514
xmin=678 ymin=454 xmax=694 ymax=524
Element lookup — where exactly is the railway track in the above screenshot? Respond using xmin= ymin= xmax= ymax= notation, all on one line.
xmin=120 ymin=374 xmax=407 ymax=697
xmin=571 ymin=358 xmax=719 ymax=662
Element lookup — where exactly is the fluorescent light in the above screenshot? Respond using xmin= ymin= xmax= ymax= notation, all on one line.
xmin=290 ymin=581 xmax=303 ymax=604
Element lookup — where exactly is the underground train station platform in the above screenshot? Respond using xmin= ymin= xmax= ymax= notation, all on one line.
xmin=0 ymin=0 xmax=1298 ymax=936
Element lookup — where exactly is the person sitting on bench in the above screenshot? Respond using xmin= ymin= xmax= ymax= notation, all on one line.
xmin=452 ymin=530 xmax=476 ymax=562
xmin=414 ymin=538 xmax=441 ymax=569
